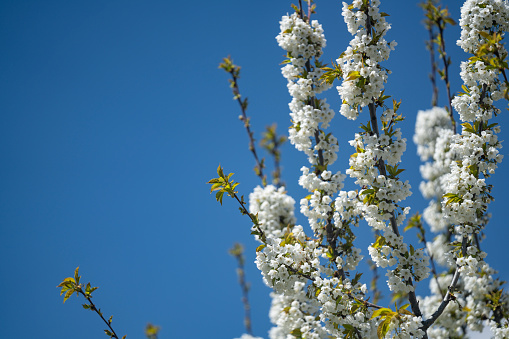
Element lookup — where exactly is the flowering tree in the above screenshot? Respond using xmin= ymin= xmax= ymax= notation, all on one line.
xmin=210 ymin=0 xmax=509 ymax=338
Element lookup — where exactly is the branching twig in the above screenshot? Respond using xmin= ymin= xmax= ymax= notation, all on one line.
xmin=57 ymin=267 xmax=125 ymax=339
xmin=422 ymin=0 xmax=439 ymax=107
xmin=219 ymin=57 xmax=266 ymax=185
xmin=260 ymin=124 xmax=287 ymax=187
xmin=437 ymin=23 xmax=456 ymax=133
xmin=423 ymin=236 xmax=468 ymax=330
xmin=229 ymin=243 xmax=253 ymax=335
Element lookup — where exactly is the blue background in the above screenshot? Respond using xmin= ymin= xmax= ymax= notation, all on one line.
xmin=0 ymin=1 xmax=506 ymax=338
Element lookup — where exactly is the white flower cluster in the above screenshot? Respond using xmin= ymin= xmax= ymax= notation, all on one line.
xmin=414 ymin=107 xmax=452 ymax=163
xmin=445 ymin=0 xmax=505 ymax=241
xmin=256 ymin=226 xmax=326 ymax=293
xmin=299 ymin=166 xmax=346 ymax=233
xmin=368 ymin=231 xmax=430 ymax=294
xmin=457 ymin=0 xmax=509 ymax=54
xmin=489 ymin=319 xmax=509 ymax=339
xmin=315 ymin=276 xmax=374 ymax=338
xmin=452 ymin=0 xmax=509 ymax=122
xmin=255 ymin=224 xmax=372 ymax=338
xmin=345 ymin=130 xmax=412 ymax=236
xmin=267 ymin=291 xmax=327 ymax=339
xmin=234 ymin=334 xmax=264 ymax=339
xmin=277 ymin=13 xmax=337 ymax=167
xmin=277 ymin=13 xmax=326 ymax=60
xmin=385 ymin=314 xmax=425 ymax=339
xmin=249 ymin=185 xmax=296 ymax=240
xmin=337 ymin=0 xmax=397 ymax=120
xmin=412 ymin=2 xmax=509 ymax=336
xmin=277 ymin=12 xmax=345 ymax=242
xmin=242 ymin=1 xmax=509 ymax=338
xmin=414 ymin=107 xmax=456 ymax=232
xmin=336 ymin=0 xmax=429 ymax=301
xmin=440 ymin=129 xmax=502 ymax=234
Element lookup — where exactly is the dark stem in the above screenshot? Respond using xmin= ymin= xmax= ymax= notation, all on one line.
xmin=233 ymin=193 xmax=267 ymax=242
xmin=427 ymin=25 xmax=439 ymax=107
xmin=229 ymin=71 xmax=266 ymax=185
xmin=418 ymin=225 xmax=445 ymax=298
xmin=232 ymin=248 xmax=253 ymax=335
xmin=423 ymin=236 xmax=468 ymax=330
xmin=79 ymin=290 xmax=120 ymax=339
xmin=437 ymin=24 xmax=456 ymax=133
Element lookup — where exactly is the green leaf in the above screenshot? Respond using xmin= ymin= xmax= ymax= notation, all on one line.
xmin=346 ymin=71 xmax=361 ymax=81
xmin=74 ymin=267 xmax=80 ymax=284
xmin=378 ymin=317 xmax=392 ymax=339
xmin=256 ymin=244 xmax=266 ymax=252
xmin=360 ymin=188 xmax=375 ymax=196
xmin=63 ymin=289 xmax=74 ymax=303
xmin=371 ymin=307 xmax=394 ymax=319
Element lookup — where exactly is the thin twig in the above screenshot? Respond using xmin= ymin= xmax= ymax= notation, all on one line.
xmin=231 ymin=73 xmax=265 ymax=184
xmin=79 ymin=290 xmax=120 ymax=339
xmin=220 ymin=57 xmax=266 ymax=185
xmin=437 ymin=23 xmax=456 ymax=133
xmin=427 ymin=22 xmax=439 ymax=106
xmin=423 ymin=236 xmax=468 ymax=330
xmin=230 ymin=244 xmax=253 ymax=335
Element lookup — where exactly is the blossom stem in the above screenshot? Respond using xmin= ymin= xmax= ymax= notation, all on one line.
xmin=79 ymin=289 xmax=120 ymax=339
xmin=423 ymin=236 xmax=468 ymax=330
xmin=224 ymin=64 xmax=266 ymax=185
xmin=230 ymin=244 xmax=253 ymax=335
xmin=427 ymin=21 xmax=439 ymax=107
xmin=437 ymin=24 xmax=456 ymax=133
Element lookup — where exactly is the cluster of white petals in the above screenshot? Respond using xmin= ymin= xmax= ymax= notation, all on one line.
xmin=385 ymin=315 xmax=425 ymax=339
xmin=236 ymin=1 xmax=509 ymax=339
xmin=268 ymin=291 xmax=327 ymax=339
xmin=234 ymin=334 xmax=264 ymax=339
xmin=409 ymin=2 xmax=509 ymax=338
xmin=337 ymin=0 xmax=397 ymax=120
xmin=457 ymin=0 xmax=509 ymax=54
xmin=277 ymin=13 xmax=338 ymax=167
xmin=414 ymin=107 xmax=455 ymax=232
xmin=249 ymin=185 xmax=296 ymax=240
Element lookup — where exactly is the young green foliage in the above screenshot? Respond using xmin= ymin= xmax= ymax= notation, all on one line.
xmin=57 ymin=267 xmax=126 ymax=339
xmin=208 ymin=165 xmax=240 ymax=205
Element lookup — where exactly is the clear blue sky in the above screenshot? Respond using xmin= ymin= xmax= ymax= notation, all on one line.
xmin=0 ymin=1 xmax=507 ymax=338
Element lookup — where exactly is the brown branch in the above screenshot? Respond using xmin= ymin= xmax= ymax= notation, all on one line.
xmin=423 ymin=236 xmax=468 ymax=330
xmin=230 ymin=244 xmax=253 ymax=335
xmin=79 ymin=290 xmax=121 ymax=339
xmin=437 ymin=23 xmax=456 ymax=133
xmin=220 ymin=57 xmax=266 ymax=185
